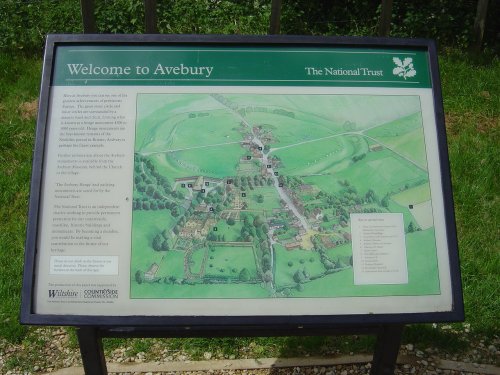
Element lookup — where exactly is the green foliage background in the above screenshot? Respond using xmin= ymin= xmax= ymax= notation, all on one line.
xmin=1 ymin=0 xmax=499 ymax=54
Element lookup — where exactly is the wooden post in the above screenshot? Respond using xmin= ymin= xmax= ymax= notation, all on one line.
xmin=371 ymin=324 xmax=404 ymax=375
xmin=472 ymin=0 xmax=489 ymax=53
xmin=144 ymin=0 xmax=158 ymax=34
xmin=80 ymin=0 xmax=96 ymax=33
xmin=76 ymin=327 xmax=107 ymax=375
xmin=378 ymin=0 xmax=393 ymax=37
xmin=269 ymin=0 xmax=282 ymax=35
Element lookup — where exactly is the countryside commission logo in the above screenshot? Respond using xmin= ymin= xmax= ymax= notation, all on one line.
xmin=392 ymin=57 xmax=416 ymax=80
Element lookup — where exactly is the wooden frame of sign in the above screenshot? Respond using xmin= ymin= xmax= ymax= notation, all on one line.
xmin=21 ymin=34 xmax=464 ymax=375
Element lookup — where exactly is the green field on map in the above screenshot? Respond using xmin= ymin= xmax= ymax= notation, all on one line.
xmin=130 ymin=93 xmax=440 ymax=299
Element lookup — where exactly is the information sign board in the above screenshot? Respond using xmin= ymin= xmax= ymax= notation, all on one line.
xmin=21 ymin=35 xmax=463 ymax=326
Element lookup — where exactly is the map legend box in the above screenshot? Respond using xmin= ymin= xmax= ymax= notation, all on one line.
xmin=351 ymin=213 xmax=408 ymax=285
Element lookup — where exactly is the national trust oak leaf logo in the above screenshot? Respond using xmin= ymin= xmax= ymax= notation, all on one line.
xmin=392 ymin=57 xmax=416 ymax=80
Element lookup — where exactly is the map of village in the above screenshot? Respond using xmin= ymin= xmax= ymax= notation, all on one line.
xmin=130 ymin=93 xmax=441 ymax=299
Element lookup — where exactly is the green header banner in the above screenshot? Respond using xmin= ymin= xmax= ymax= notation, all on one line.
xmin=53 ymin=45 xmax=431 ymax=88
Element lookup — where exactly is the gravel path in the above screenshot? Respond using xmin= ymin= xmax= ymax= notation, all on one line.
xmin=1 ymin=327 xmax=498 ymax=375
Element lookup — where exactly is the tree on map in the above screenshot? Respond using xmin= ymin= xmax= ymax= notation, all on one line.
xmin=257 ymin=194 xmax=264 ymax=203
xmin=255 ymin=226 xmax=265 ymax=241
xmin=146 ymin=185 xmax=155 ymax=196
xmin=293 ymin=269 xmax=306 ymax=283
xmin=171 ymin=207 xmax=179 ymax=217
xmin=407 ymin=222 xmax=419 ymax=233
xmin=135 ymin=270 xmax=145 ymax=284
xmin=161 ymin=240 xmax=170 ymax=251
xmin=381 ymin=194 xmax=390 ymax=208
xmin=152 ymin=234 xmax=163 ymax=251
xmin=227 ymin=217 xmax=236 ymax=226
xmin=262 ymin=254 xmax=271 ymax=271
xmin=239 ymin=268 xmax=251 ymax=282
xmin=365 ymin=189 xmax=378 ymax=203
xmin=302 ymin=267 xmax=310 ymax=280
xmin=323 ymin=258 xmax=335 ymax=270
xmin=263 ymin=270 xmax=273 ymax=282
xmin=293 ymin=267 xmax=309 ymax=284
xmin=253 ymin=215 xmax=264 ymax=227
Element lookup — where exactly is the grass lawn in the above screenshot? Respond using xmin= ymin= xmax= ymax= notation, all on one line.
xmin=244 ymin=111 xmax=336 ymax=148
xmin=189 ymin=247 xmax=207 ymax=275
xmin=214 ymin=219 xmax=243 ymax=242
xmin=271 ymin=136 xmax=351 ymax=175
xmin=130 ymin=281 xmax=269 ymax=299
xmin=0 ymin=50 xmax=498 ymax=370
xmin=293 ymin=229 xmax=440 ymax=298
xmin=167 ymin=143 xmax=245 ymax=179
xmin=205 ymin=245 xmax=257 ymax=280
xmin=242 ymin=186 xmax=282 ymax=212
xmin=392 ymin=182 xmax=431 ymax=206
xmin=130 ymin=210 xmax=178 ymax=293
xmin=300 ymin=148 xmax=429 ymax=199
xmin=365 ymin=111 xmax=427 ymax=168
xmin=169 ymin=110 xmax=243 ymax=150
xmin=135 ymin=94 xmax=231 ymax=152
xmin=273 ymin=245 xmax=325 ymax=288
xmin=156 ymin=250 xmax=186 ymax=280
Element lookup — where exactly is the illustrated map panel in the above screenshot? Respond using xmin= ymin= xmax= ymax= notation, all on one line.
xmin=131 ymin=94 xmax=440 ymax=299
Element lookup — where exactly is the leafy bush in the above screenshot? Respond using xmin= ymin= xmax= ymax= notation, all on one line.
xmin=0 ymin=0 xmax=82 ymax=53
xmin=1 ymin=0 xmax=499 ymax=55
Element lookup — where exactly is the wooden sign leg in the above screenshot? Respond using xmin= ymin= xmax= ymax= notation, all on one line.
xmin=370 ymin=324 xmax=404 ymax=375
xmin=76 ymin=327 xmax=108 ymax=375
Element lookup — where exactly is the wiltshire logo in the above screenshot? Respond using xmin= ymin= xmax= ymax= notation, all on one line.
xmin=392 ymin=57 xmax=416 ymax=80
xmin=48 ymin=289 xmax=78 ymax=298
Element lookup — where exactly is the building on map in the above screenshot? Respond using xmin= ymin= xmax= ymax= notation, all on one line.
xmin=175 ymin=176 xmax=223 ymax=191
xmin=144 ymin=263 xmax=159 ymax=281
xmin=195 ymin=202 xmax=209 ymax=213
xmin=285 ymin=241 xmax=301 ymax=250
xmin=232 ymin=194 xmax=244 ymax=210
xmin=369 ymin=144 xmax=383 ymax=152
xmin=299 ymin=184 xmax=313 ymax=192
xmin=193 ymin=176 xmax=204 ymax=191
